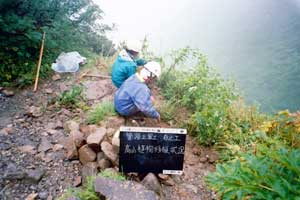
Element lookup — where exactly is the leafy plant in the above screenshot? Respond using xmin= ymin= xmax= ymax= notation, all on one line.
xmin=87 ymin=101 xmax=116 ymax=124
xmin=57 ymin=85 xmax=85 ymax=109
xmin=206 ymin=144 xmax=300 ymax=200
xmin=0 ymin=0 xmax=115 ymax=86
xmin=261 ymin=110 xmax=300 ymax=148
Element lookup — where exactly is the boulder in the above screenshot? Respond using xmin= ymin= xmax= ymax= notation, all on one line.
xmin=79 ymin=124 xmax=98 ymax=138
xmin=73 ymin=176 xmax=82 ymax=187
xmin=98 ymin=158 xmax=111 ymax=170
xmin=101 ymin=141 xmax=118 ymax=165
xmin=52 ymin=74 xmax=61 ymax=81
xmin=64 ymin=137 xmax=78 ymax=160
xmin=26 ymin=106 xmax=43 ymax=117
xmin=78 ymin=144 xmax=97 ymax=165
xmin=141 ymin=173 xmax=161 ymax=195
xmin=26 ymin=168 xmax=46 ymax=183
xmin=70 ymin=130 xmax=85 ymax=148
xmin=18 ymin=145 xmax=36 ymax=154
xmin=87 ymin=128 xmax=106 ymax=147
xmin=52 ymin=144 xmax=64 ymax=151
xmin=97 ymin=152 xmax=105 ymax=162
xmin=64 ymin=120 xmax=80 ymax=133
xmin=38 ymin=137 xmax=53 ymax=152
xmin=94 ymin=176 xmax=159 ymax=200
xmin=2 ymin=89 xmax=14 ymax=97
xmin=112 ymin=130 xmax=120 ymax=150
xmin=81 ymin=162 xmax=98 ymax=185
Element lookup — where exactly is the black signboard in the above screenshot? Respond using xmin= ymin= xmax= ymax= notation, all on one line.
xmin=119 ymin=126 xmax=187 ymax=174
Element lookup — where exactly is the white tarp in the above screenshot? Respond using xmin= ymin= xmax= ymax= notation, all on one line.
xmin=51 ymin=51 xmax=86 ymax=73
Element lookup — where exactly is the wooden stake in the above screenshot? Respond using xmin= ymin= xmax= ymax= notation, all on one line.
xmin=33 ymin=31 xmax=46 ymax=92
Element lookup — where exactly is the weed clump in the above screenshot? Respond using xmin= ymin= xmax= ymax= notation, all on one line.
xmin=57 ymin=85 xmax=85 ymax=109
xmin=87 ymin=101 xmax=116 ymax=124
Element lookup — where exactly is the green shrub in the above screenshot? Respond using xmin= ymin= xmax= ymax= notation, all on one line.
xmin=206 ymin=144 xmax=300 ymax=200
xmin=87 ymin=101 xmax=116 ymax=124
xmin=57 ymin=85 xmax=85 ymax=109
xmin=159 ymin=49 xmax=240 ymax=146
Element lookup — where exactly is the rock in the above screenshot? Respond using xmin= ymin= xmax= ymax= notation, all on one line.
xmin=73 ymin=176 xmax=82 ymax=187
xmin=82 ymin=80 xmax=111 ymax=100
xmin=46 ymin=129 xmax=58 ymax=135
xmin=87 ymin=128 xmax=106 ymax=147
xmin=26 ymin=168 xmax=45 ymax=183
xmin=81 ymin=162 xmax=98 ymax=184
xmin=78 ymin=144 xmax=97 ymax=165
xmin=192 ymin=147 xmax=202 ymax=156
xmin=18 ymin=145 xmax=36 ymax=154
xmin=60 ymin=108 xmax=72 ymax=117
xmin=184 ymin=184 xmax=198 ymax=194
xmin=208 ymin=152 xmax=219 ymax=163
xmin=26 ymin=106 xmax=43 ymax=117
xmin=2 ymin=89 xmax=14 ymax=97
xmin=38 ymin=137 xmax=53 ymax=152
xmin=64 ymin=137 xmax=78 ymax=160
xmin=101 ymin=141 xmax=118 ymax=165
xmin=55 ymin=120 xmax=63 ymax=129
xmin=4 ymin=163 xmax=27 ymax=180
xmin=104 ymin=116 xmax=125 ymax=129
xmin=79 ymin=124 xmax=98 ymax=137
xmin=112 ymin=130 xmax=120 ymax=149
xmin=64 ymin=120 xmax=80 ymax=133
xmin=38 ymin=191 xmax=48 ymax=200
xmin=161 ymin=177 xmax=175 ymax=186
xmin=98 ymin=158 xmax=111 ymax=170
xmin=70 ymin=130 xmax=85 ymax=148
xmin=59 ymin=83 xmax=69 ymax=92
xmin=199 ymin=157 xmax=207 ymax=163
xmin=25 ymin=192 xmax=38 ymax=200
xmin=94 ymin=176 xmax=159 ymax=200
xmin=45 ymin=89 xmax=53 ymax=94
xmin=52 ymin=144 xmax=64 ymax=151
xmin=1 ymin=127 xmax=14 ymax=134
xmin=107 ymin=128 xmax=115 ymax=137
xmin=158 ymin=174 xmax=169 ymax=181
xmin=97 ymin=152 xmax=105 ymax=162
xmin=141 ymin=173 xmax=161 ymax=195
xmin=52 ymin=74 xmax=61 ymax=81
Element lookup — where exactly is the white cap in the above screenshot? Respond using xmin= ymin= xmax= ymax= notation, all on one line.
xmin=144 ymin=61 xmax=161 ymax=78
xmin=125 ymin=40 xmax=142 ymax=53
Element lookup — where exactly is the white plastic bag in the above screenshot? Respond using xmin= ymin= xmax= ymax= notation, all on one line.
xmin=51 ymin=51 xmax=86 ymax=73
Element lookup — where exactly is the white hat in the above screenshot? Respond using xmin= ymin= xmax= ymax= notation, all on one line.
xmin=125 ymin=40 xmax=142 ymax=53
xmin=144 ymin=61 xmax=161 ymax=78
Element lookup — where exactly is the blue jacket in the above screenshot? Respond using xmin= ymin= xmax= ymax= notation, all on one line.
xmin=114 ymin=74 xmax=160 ymax=119
xmin=111 ymin=50 xmax=147 ymax=88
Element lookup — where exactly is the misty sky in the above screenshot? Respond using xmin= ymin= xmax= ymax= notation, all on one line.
xmin=94 ymin=0 xmax=300 ymax=112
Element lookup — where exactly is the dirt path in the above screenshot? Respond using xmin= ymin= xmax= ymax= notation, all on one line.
xmin=0 ymin=65 xmax=216 ymax=200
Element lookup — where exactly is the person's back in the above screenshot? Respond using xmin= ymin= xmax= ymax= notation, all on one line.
xmin=114 ymin=74 xmax=160 ymax=119
xmin=111 ymin=49 xmax=137 ymax=88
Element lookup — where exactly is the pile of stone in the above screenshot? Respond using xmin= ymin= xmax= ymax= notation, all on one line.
xmin=63 ymin=116 xmax=125 ymax=177
xmin=63 ymin=116 xmax=175 ymax=199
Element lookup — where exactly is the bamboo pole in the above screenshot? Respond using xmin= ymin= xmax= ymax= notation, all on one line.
xmin=33 ymin=31 xmax=46 ymax=92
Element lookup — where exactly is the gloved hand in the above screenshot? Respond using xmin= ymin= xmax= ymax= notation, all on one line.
xmin=135 ymin=59 xmax=147 ymax=66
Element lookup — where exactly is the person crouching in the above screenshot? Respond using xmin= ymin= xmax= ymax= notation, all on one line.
xmin=114 ymin=61 xmax=161 ymax=122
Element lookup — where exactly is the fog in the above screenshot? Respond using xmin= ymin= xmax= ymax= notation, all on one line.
xmin=95 ymin=0 xmax=300 ymax=112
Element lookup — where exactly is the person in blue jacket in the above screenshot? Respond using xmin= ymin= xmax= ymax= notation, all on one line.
xmin=114 ymin=61 xmax=161 ymax=121
xmin=111 ymin=40 xmax=147 ymax=88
